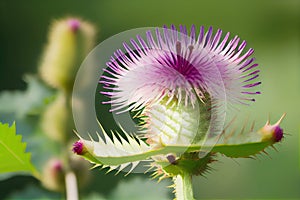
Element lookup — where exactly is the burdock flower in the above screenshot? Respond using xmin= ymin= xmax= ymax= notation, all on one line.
xmin=100 ymin=25 xmax=261 ymax=146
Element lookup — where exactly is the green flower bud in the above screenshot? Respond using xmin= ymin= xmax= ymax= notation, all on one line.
xmin=259 ymin=113 xmax=286 ymax=143
xmin=41 ymin=93 xmax=74 ymax=142
xmin=144 ymin=97 xmax=210 ymax=147
xmin=41 ymin=158 xmax=65 ymax=192
xmin=72 ymin=140 xmax=99 ymax=164
xmin=39 ymin=17 xmax=96 ymax=93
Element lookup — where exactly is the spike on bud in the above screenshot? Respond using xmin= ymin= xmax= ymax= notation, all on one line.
xmin=260 ymin=113 xmax=286 ymax=143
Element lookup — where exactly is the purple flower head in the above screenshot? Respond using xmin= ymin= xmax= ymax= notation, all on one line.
xmin=72 ymin=140 xmax=85 ymax=155
xmin=52 ymin=160 xmax=63 ymax=171
xmin=273 ymin=126 xmax=283 ymax=142
xmin=100 ymin=25 xmax=261 ymax=113
xmin=68 ymin=19 xmax=80 ymax=32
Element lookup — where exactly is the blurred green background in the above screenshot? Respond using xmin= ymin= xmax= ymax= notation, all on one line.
xmin=0 ymin=0 xmax=299 ymax=199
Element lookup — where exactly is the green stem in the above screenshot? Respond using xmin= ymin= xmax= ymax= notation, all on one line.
xmin=65 ymin=171 xmax=79 ymax=200
xmin=173 ymin=172 xmax=195 ymax=200
xmin=64 ymin=92 xmax=79 ymax=200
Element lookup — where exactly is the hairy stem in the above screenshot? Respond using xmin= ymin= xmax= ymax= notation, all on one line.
xmin=173 ymin=172 xmax=195 ymax=200
xmin=65 ymin=171 xmax=78 ymax=200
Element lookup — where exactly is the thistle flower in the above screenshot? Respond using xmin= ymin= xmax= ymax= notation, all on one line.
xmin=101 ymin=25 xmax=260 ymax=112
xmin=100 ymin=25 xmax=261 ymax=147
xmin=74 ymin=25 xmax=286 ymax=200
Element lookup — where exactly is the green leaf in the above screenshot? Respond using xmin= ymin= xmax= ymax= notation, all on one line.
xmin=0 ymin=122 xmax=39 ymax=178
xmin=0 ymin=75 xmax=53 ymax=118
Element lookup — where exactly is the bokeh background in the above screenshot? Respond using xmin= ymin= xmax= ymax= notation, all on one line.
xmin=0 ymin=0 xmax=299 ymax=199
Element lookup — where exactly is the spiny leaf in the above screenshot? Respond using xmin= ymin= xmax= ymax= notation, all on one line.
xmin=75 ymin=115 xmax=285 ymax=173
xmin=0 ymin=122 xmax=39 ymax=178
xmin=75 ymin=125 xmax=151 ymax=174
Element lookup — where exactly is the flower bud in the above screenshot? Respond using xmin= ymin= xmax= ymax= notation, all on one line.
xmin=72 ymin=140 xmax=87 ymax=155
xmin=259 ymin=113 xmax=285 ymax=143
xmin=144 ymin=97 xmax=210 ymax=147
xmin=39 ymin=17 xmax=96 ymax=93
xmin=41 ymin=158 xmax=65 ymax=192
xmin=41 ymin=93 xmax=74 ymax=142
xmin=72 ymin=140 xmax=99 ymax=164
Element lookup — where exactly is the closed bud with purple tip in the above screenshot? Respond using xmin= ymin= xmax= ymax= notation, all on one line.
xmin=41 ymin=158 xmax=65 ymax=192
xmin=72 ymin=140 xmax=99 ymax=164
xmin=260 ymin=114 xmax=286 ymax=143
xmin=72 ymin=140 xmax=86 ymax=155
xmin=39 ymin=17 xmax=96 ymax=93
